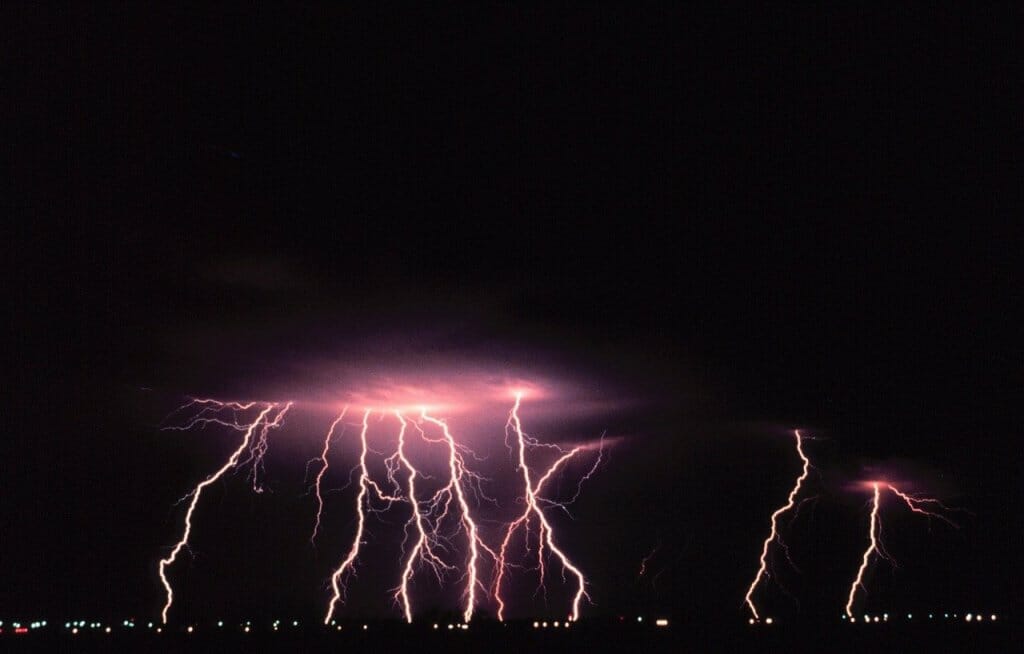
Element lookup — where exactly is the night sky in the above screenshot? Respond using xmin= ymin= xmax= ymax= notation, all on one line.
xmin=6 ymin=4 xmax=1021 ymax=631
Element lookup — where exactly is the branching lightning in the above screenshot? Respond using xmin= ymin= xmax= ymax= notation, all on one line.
xmin=418 ymin=410 xmax=499 ymax=623
xmin=492 ymin=393 xmax=603 ymax=622
xmin=844 ymin=481 xmax=959 ymax=618
xmin=158 ymin=393 xmax=606 ymax=624
xmin=158 ymin=400 xmax=292 ymax=624
xmin=744 ymin=429 xmax=812 ymax=621
xmin=391 ymin=411 xmax=455 ymax=623
xmin=885 ymin=484 xmax=960 ymax=529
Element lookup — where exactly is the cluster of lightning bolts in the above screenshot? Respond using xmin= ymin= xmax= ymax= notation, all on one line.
xmin=157 ymin=394 xmax=603 ymax=625
xmin=743 ymin=430 xmax=961 ymax=623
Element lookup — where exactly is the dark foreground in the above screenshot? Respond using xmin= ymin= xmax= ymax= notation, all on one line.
xmin=2 ymin=620 xmax=1016 ymax=653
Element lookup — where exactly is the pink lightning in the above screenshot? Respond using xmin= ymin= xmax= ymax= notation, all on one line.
xmin=324 ymin=409 xmax=376 ymax=624
xmin=320 ymin=406 xmax=499 ymax=623
xmin=845 ymin=481 xmax=883 ymax=619
xmin=158 ymin=387 xmax=609 ymax=624
xmin=493 ymin=393 xmax=601 ymax=622
xmin=885 ymin=484 xmax=960 ymax=529
xmin=309 ymin=408 xmax=348 ymax=544
xmin=743 ymin=429 xmax=812 ymax=621
xmin=844 ymin=481 xmax=958 ymax=618
xmin=157 ymin=400 xmax=291 ymax=624
xmin=419 ymin=409 xmax=498 ymax=623
xmin=391 ymin=411 xmax=454 ymax=623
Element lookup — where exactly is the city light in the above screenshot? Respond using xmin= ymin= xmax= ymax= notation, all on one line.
xmin=655 ymin=618 xmax=669 ymax=627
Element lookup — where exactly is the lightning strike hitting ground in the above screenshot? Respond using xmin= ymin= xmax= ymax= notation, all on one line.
xmin=419 ymin=410 xmax=499 ymax=623
xmin=845 ymin=482 xmax=883 ymax=619
xmin=391 ymin=411 xmax=455 ymax=623
xmin=744 ymin=429 xmax=812 ymax=621
xmin=324 ymin=410 xmax=377 ymax=624
xmin=493 ymin=393 xmax=602 ymax=622
xmin=844 ymin=481 xmax=958 ymax=618
xmin=158 ymin=400 xmax=292 ymax=624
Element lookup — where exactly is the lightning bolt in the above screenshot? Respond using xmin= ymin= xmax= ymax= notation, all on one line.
xmin=744 ymin=429 xmax=812 ymax=621
xmin=885 ymin=484 xmax=960 ymax=529
xmin=157 ymin=400 xmax=292 ymax=624
xmin=844 ymin=481 xmax=958 ymax=618
xmin=325 ymin=409 xmax=383 ymax=624
xmin=845 ymin=481 xmax=883 ymax=619
xmin=309 ymin=408 xmax=348 ymax=544
xmin=493 ymin=393 xmax=601 ymax=622
xmin=418 ymin=409 xmax=500 ymax=623
xmin=391 ymin=411 xmax=455 ymax=623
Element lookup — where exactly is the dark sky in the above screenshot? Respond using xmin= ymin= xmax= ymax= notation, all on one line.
xmin=5 ymin=4 xmax=1021 ymax=628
